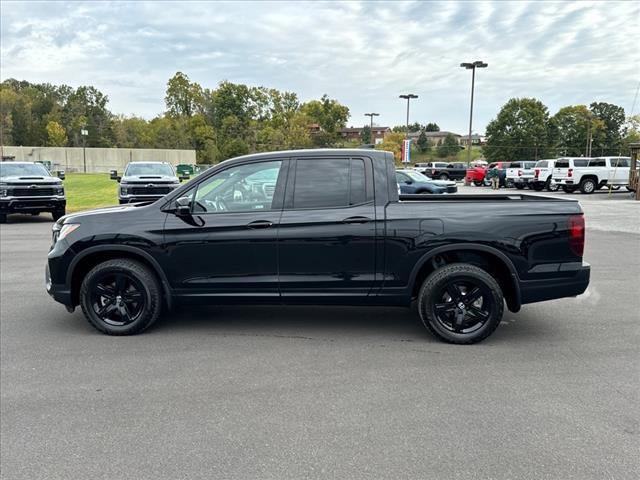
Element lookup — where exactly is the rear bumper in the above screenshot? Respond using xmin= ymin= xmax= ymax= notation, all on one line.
xmin=519 ymin=262 xmax=590 ymax=304
xmin=0 ymin=198 xmax=66 ymax=213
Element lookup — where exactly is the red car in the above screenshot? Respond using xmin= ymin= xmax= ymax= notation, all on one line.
xmin=466 ymin=162 xmax=511 ymax=186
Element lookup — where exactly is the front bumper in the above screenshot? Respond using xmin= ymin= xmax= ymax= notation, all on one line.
xmin=0 ymin=197 xmax=66 ymax=213
xmin=519 ymin=262 xmax=590 ymax=304
xmin=45 ymin=263 xmax=72 ymax=307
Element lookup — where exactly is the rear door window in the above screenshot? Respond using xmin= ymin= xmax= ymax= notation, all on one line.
xmin=613 ymin=158 xmax=630 ymax=168
xmin=536 ymin=161 xmax=548 ymax=168
xmin=574 ymin=159 xmax=589 ymax=167
xmin=293 ymin=159 xmax=370 ymax=209
xmin=588 ymin=158 xmax=606 ymax=167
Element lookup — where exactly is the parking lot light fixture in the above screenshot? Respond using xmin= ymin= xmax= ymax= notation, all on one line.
xmin=364 ymin=113 xmax=380 ymax=144
xmin=399 ymin=94 xmax=418 ymax=137
xmin=460 ymin=61 xmax=488 ymax=166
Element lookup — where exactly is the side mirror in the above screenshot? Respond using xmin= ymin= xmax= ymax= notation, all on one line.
xmin=405 ymin=180 xmax=413 ymax=185
xmin=57 ymin=170 xmax=65 ymax=180
xmin=175 ymin=196 xmax=192 ymax=217
xmin=179 ymin=174 xmax=190 ymax=182
xmin=110 ymin=170 xmax=120 ymax=181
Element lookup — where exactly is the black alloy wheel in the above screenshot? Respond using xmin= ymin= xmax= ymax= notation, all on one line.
xmin=418 ymin=263 xmax=504 ymax=344
xmin=80 ymin=259 xmax=162 ymax=335
xmin=89 ymin=272 xmax=146 ymax=327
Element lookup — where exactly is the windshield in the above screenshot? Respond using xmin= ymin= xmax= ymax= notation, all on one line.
xmin=405 ymin=170 xmax=432 ymax=181
xmin=0 ymin=163 xmax=50 ymax=177
xmin=124 ymin=163 xmax=174 ymax=177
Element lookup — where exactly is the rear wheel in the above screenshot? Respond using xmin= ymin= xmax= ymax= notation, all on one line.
xmin=514 ymin=183 xmax=525 ymax=190
xmin=579 ymin=178 xmax=597 ymax=194
xmin=531 ymin=183 xmax=545 ymax=191
xmin=545 ymin=180 xmax=560 ymax=192
xmin=417 ymin=263 xmax=504 ymax=344
xmin=80 ymin=259 xmax=162 ymax=335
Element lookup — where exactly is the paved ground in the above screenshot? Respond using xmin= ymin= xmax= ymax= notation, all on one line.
xmin=1 ymin=192 xmax=639 ymax=479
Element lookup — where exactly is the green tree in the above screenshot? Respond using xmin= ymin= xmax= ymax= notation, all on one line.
xmin=436 ymin=133 xmax=460 ymax=157
xmin=300 ymin=94 xmax=349 ymax=145
xmin=165 ymin=72 xmax=204 ymax=118
xmin=425 ymin=122 xmax=440 ymax=132
xmin=45 ymin=120 xmax=67 ymax=146
xmin=483 ymin=98 xmax=552 ymax=162
xmin=550 ymin=105 xmax=599 ymax=156
xmin=622 ymin=114 xmax=640 ymax=154
xmin=416 ymin=130 xmax=431 ymax=153
xmin=589 ymin=102 xmax=626 ymax=155
xmin=361 ymin=125 xmax=372 ymax=144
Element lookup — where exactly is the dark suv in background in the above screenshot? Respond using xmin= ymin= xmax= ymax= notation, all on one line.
xmin=111 ymin=162 xmax=182 ymax=204
xmin=0 ymin=161 xmax=66 ymax=223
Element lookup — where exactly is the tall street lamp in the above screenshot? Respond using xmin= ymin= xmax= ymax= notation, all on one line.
xmin=81 ymin=128 xmax=88 ymax=173
xmin=399 ymin=94 xmax=418 ymax=136
xmin=364 ymin=112 xmax=379 ymax=144
xmin=460 ymin=60 xmax=488 ymax=166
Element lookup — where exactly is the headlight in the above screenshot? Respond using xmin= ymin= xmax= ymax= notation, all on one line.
xmin=55 ymin=187 xmax=64 ymax=195
xmin=52 ymin=223 xmax=79 ymax=244
xmin=0 ymin=183 xmax=7 ymax=197
xmin=120 ymin=187 xmax=129 ymax=195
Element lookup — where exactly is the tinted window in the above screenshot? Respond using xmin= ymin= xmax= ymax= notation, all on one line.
xmin=536 ymin=161 xmax=548 ymax=168
xmin=613 ymin=158 xmax=630 ymax=168
xmin=193 ymin=160 xmax=282 ymax=213
xmin=588 ymin=159 xmax=606 ymax=167
xmin=510 ymin=162 xmax=521 ymax=168
xmin=294 ymin=159 xmax=349 ymax=208
xmin=555 ymin=160 xmax=569 ymax=168
xmin=350 ymin=159 xmax=367 ymax=205
xmin=574 ymin=159 xmax=589 ymax=167
xmin=524 ymin=162 xmax=537 ymax=168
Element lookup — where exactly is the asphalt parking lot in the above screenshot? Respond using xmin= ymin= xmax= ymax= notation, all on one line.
xmin=1 ymin=189 xmax=639 ymax=480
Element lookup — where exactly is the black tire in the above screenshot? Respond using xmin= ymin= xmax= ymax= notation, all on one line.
xmin=0 ymin=213 xmax=6 ymax=224
xmin=579 ymin=177 xmax=597 ymax=194
xmin=80 ymin=259 xmax=163 ymax=335
xmin=546 ymin=181 xmax=560 ymax=192
xmin=531 ymin=183 xmax=545 ymax=191
xmin=473 ymin=181 xmax=483 ymax=187
xmin=439 ymin=173 xmax=449 ymax=180
xmin=417 ymin=263 xmax=504 ymax=344
xmin=562 ymin=186 xmax=577 ymax=193
xmin=514 ymin=183 xmax=525 ymax=190
xmin=52 ymin=209 xmax=65 ymax=221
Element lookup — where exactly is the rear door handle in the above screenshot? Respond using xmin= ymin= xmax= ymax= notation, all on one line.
xmin=246 ymin=220 xmax=274 ymax=229
xmin=342 ymin=216 xmax=372 ymax=224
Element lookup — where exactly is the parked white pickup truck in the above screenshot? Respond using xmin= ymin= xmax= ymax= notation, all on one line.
xmin=556 ymin=156 xmax=631 ymax=194
xmin=531 ymin=159 xmax=560 ymax=191
xmin=506 ymin=161 xmax=537 ymax=189
xmin=550 ymin=158 xmax=591 ymax=193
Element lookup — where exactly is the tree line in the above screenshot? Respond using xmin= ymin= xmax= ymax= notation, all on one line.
xmin=0 ymin=73 xmax=350 ymax=164
xmin=1 ymin=73 xmax=638 ymax=164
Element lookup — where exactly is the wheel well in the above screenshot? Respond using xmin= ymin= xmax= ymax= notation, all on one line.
xmin=411 ymin=250 xmax=519 ymax=311
xmin=69 ymin=250 xmax=167 ymax=307
xmin=580 ymin=175 xmax=598 ymax=184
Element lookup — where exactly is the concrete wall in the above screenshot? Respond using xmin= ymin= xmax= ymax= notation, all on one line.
xmin=0 ymin=146 xmax=197 ymax=173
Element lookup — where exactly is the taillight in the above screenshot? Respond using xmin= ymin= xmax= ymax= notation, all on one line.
xmin=518 ymin=169 xmax=523 ymax=177
xmin=568 ymin=215 xmax=585 ymax=257
xmin=568 ymin=168 xmax=573 ymax=178
xmin=534 ymin=168 xmax=540 ymax=179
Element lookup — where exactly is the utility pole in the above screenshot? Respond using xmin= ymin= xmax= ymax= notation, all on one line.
xmin=460 ymin=61 xmax=488 ymax=166
xmin=81 ymin=128 xmax=88 ymax=173
xmin=364 ymin=112 xmax=380 ymax=144
xmin=399 ymin=94 xmax=418 ymax=136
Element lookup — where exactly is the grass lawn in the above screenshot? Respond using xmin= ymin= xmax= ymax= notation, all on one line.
xmin=65 ymin=173 xmax=118 ymax=213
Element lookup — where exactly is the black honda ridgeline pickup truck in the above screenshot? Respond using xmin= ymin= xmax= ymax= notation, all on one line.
xmin=46 ymin=149 xmax=590 ymax=344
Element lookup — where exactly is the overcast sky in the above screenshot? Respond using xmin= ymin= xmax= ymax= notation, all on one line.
xmin=2 ymin=0 xmax=639 ymax=133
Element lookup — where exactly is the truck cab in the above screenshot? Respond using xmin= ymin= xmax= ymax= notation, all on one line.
xmin=0 ymin=161 xmax=66 ymax=223
xmin=112 ymin=162 xmax=181 ymax=204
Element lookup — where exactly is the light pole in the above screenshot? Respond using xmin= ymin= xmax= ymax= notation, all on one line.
xmin=81 ymin=128 xmax=88 ymax=173
xmin=460 ymin=60 xmax=488 ymax=166
xmin=399 ymin=94 xmax=418 ymax=136
xmin=364 ymin=112 xmax=379 ymax=144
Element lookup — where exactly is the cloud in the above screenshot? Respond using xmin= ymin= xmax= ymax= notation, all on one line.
xmin=1 ymin=0 xmax=638 ymax=132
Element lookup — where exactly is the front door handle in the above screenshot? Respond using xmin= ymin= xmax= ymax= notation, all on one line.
xmin=246 ymin=220 xmax=274 ymax=229
xmin=342 ymin=216 xmax=372 ymax=224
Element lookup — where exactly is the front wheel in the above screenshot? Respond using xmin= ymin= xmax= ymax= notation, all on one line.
xmin=80 ymin=259 xmax=163 ymax=335
xmin=473 ymin=181 xmax=483 ymax=187
xmin=417 ymin=263 xmax=504 ymax=344
xmin=52 ymin=208 xmax=66 ymax=221
xmin=439 ymin=173 xmax=449 ymax=180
